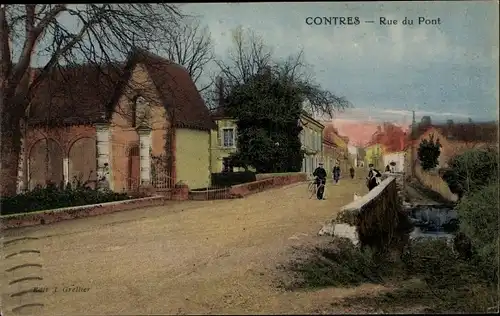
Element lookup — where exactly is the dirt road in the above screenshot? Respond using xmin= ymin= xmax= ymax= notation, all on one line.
xmin=3 ymin=176 xmax=385 ymax=315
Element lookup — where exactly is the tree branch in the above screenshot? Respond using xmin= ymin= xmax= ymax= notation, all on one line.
xmin=10 ymin=5 xmax=67 ymax=90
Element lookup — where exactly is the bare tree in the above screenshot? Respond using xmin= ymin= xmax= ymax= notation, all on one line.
xmin=0 ymin=4 xmax=184 ymax=196
xmin=209 ymin=26 xmax=351 ymax=117
xmin=215 ymin=26 xmax=272 ymax=90
xmin=160 ymin=17 xmax=215 ymax=92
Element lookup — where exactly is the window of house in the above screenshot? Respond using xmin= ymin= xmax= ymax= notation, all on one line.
xmin=222 ymin=128 xmax=235 ymax=147
xmin=132 ymin=95 xmax=150 ymax=127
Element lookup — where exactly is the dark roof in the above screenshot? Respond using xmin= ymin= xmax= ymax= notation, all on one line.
xmin=28 ymin=49 xmax=216 ymax=131
xmin=28 ymin=63 xmax=123 ymax=125
xmin=413 ymin=122 xmax=498 ymax=143
xmin=133 ymin=50 xmax=216 ymax=131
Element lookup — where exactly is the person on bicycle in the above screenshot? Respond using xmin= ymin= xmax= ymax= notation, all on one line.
xmin=313 ymin=162 xmax=327 ymax=200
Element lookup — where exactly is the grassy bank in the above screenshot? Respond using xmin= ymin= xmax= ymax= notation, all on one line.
xmin=278 ymin=237 xmax=498 ymax=313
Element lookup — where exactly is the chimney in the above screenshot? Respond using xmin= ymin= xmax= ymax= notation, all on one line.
xmin=216 ymin=76 xmax=224 ymax=108
xmin=446 ymin=119 xmax=454 ymax=139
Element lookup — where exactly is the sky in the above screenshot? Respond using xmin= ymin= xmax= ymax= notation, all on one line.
xmin=183 ymin=1 xmax=499 ymax=131
xmin=18 ymin=2 xmax=498 ymax=145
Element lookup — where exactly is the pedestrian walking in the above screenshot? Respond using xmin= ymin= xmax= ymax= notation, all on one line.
xmin=333 ymin=165 xmax=341 ymax=184
xmin=349 ymin=166 xmax=355 ymax=179
xmin=366 ymin=163 xmax=382 ymax=191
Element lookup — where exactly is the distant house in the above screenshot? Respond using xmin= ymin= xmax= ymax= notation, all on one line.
xmin=323 ymin=124 xmax=350 ymax=173
xmin=322 ymin=130 xmax=337 ymax=178
xmin=347 ymin=144 xmax=358 ymax=169
xmin=407 ymin=119 xmax=498 ymax=170
xmin=382 ymin=131 xmax=407 ymax=173
xmin=364 ymin=123 xmax=408 ymax=171
xmin=300 ymin=112 xmax=324 ymax=174
xmin=364 ymin=143 xmax=384 ymax=169
xmin=19 ymin=48 xmax=216 ymax=193
xmin=209 ymin=107 xmax=246 ymax=173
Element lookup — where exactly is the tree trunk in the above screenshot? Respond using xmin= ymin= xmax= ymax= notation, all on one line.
xmin=0 ymin=113 xmax=22 ymax=197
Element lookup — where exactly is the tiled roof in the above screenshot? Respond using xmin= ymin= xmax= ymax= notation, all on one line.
xmin=28 ymin=63 xmax=123 ymax=125
xmin=28 ymin=48 xmax=216 ymax=131
xmin=412 ymin=122 xmax=498 ymax=143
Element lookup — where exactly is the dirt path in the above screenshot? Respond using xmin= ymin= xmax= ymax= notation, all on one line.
xmin=3 ymin=176 xmax=387 ymax=315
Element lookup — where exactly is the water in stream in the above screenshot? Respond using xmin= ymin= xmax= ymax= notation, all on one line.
xmin=406 ymin=204 xmax=458 ymax=240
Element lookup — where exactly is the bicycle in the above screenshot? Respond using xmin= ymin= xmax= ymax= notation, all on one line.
xmin=307 ymin=178 xmax=325 ymax=199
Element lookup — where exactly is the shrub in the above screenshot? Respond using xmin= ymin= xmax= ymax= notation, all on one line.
xmin=280 ymin=238 xmax=498 ymax=313
xmin=211 ymin=171 xmax=257 ymax=187
xmin=417 ymin=134 xmax=441 ymax=171
xmin=0 ymin=183 xmax=130 ymax=216
xmin=456 ymin=182 xmax=499 ymax=282
xmin=443 ymin=148 xmax=498 ymax=197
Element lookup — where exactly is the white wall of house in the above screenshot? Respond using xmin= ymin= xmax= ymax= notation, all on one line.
xmin=299 ymin=124 xmax=323 ymax=175
xmin=383 ymin=151 xmax=406 ymax=172
xmin=347 ymin=144 xmax=358 ymax=168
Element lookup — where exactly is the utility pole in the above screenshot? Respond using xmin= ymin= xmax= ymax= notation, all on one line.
xmin=410 ymin=110 xmax=416 ymax=177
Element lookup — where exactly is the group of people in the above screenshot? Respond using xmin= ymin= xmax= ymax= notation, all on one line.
xmin=312 ymin=162 xmax=382 ymax=200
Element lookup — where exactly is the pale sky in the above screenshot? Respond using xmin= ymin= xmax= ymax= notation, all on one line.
xmin=23 ymin=2 xmax=499 ymax=126
xmin=184 ymin=1 xmax=499 ymax=124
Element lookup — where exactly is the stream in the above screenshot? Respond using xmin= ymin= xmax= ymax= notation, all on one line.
xmin=404 ymin=203 xmax=458 ymax=240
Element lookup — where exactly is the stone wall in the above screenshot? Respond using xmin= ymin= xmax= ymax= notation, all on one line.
xmin=1 ymin=196 xmax=173 ymax=230
xmin=229 ymin=172 xmax=307 ymax=198
xmin=320 ymin=176 xmax=410 ymax=252
xmin=2 ymin=174 xmax=306 ymax=229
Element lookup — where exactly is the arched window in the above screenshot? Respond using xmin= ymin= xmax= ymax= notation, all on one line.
xmin=131 ymin=95 xmax=150 ymax=127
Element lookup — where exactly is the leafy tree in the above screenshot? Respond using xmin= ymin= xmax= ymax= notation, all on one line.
xmin=417 ymin=133 xmax=441 ymax=170
xmin=213 ymin=27 xmax=351 ymax=172
xmin=225 ymin=68 xmax=304 ymax=172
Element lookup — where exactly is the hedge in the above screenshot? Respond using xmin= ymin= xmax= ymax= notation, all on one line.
xmin=0 ymin=182 xmax=130 ymax=216
xmin=211 ymin=171 xmax=257 ymax=187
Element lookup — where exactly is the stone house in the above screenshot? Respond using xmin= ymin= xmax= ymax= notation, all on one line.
xmin=322 ymin=124 xmax=350 ymax=172
xmin=209 ymin=112 xmax=240 ymax=173
xmin=18 ymin=49 xmax=215 ymax=193
xmin=321 ymin=133 xmax=337 ymax=178
xmin=300 ymin=112 xmax=324 ymax=174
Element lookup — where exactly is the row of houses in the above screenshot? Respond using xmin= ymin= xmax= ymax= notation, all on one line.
xmin=210 ymin=107 xmax=356 ymax=178
xmin=362 ymin=117 xmax=498 ymax=174
xmin=13 ymin=49 xmax=356 ymax=194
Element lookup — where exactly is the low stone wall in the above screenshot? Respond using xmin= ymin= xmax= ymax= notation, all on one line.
xmin=255 ymin=172 xmax=302 ymax=181
xmin=319 ymin=176 xmax=409 ymax=251
xmin=229 ymin=172 xmax=307 ymax=198
xmin=1 ymin=196 xmax=165 ymax=230
xmin=1 ymin=186 xmax=190 ymax=230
